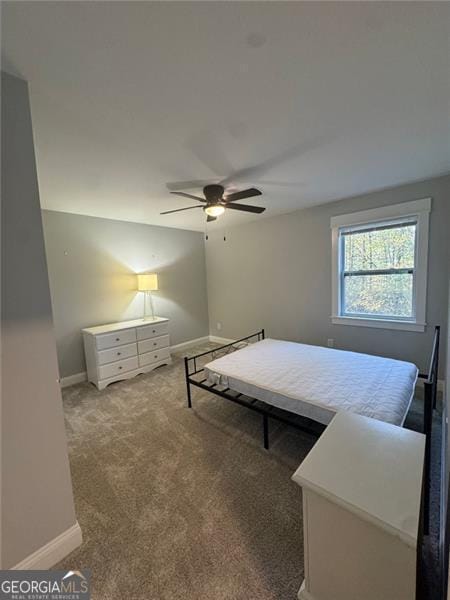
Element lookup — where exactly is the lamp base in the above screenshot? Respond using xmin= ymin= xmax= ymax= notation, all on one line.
xmin=143 ymin=291 xmax=156 ymax=320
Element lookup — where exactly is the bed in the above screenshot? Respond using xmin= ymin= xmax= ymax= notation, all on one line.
xmin=204 ymin=338 xmax=418 ymax=427
xmin=184 ymin=326 xmax=440 ymax=538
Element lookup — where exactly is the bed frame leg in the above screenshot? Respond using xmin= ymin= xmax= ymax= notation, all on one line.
xmin=184 ymin=356 xmax=192 ymax=408
xmin=263 ymin=414 xmax=269 ymax=450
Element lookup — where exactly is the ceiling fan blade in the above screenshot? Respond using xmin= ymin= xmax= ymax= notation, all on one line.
xmin=166 ymin=179 xmax=211 ymax=191
xmin=206 ymin=215 xmax=217 ymax=222
xmin=224 ymin=188 xmax=262 ymax=202
xmin=220 ymin=133 xmax=337 ymax=187
xmin=160 ymin=205 xmax=203 ymax=215
xmin=225 ymin=203 xmax=265 ymax=213
xmin=170 ymin=191 xmax=206 ymax=202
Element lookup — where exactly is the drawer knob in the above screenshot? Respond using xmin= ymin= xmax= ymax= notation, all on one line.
xmin=153 ymin=342 xmax=157 ymax=346
xmin=117 ymin=352 xmax=121 ymax=356
xmin=116 ymin=337 xmax=120 ymax=341
xmin=154 ymin=355 xmax=158 ymax=359
xmin=118 ymin=366 xmax=123 ymax=370
xmin=152 ymin=329 xmax=156 ymax=333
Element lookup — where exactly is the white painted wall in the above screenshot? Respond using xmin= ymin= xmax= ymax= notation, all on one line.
xmin=206 ymin=174 xmax=450 ymax=376
xmin=1 ymin=72 xmax=79 ymax=568
xmin=42 ymin=211 xmax=209 ymax=378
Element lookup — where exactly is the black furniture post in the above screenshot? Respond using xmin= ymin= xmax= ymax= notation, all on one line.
xmin=422 ymin=380 xmax=433 ymax=536
xmin=417 ymin=326 xmax=440 ymax=538
xmin=184 ymin=356 xmax=192 ymax=408
xmin=432 ymin=327 xmax=440 ymax=409
xmin=263 ymin=414 xmax=269 ymax=450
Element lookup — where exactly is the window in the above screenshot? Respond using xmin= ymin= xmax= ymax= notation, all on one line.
xmin=341 ymin=219 xmax=416 ymax=319
xmin=331 ymin=198 xmax=431 ymax=332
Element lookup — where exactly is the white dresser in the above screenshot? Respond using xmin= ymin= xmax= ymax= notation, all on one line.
xmin=82 ymin=317 xmax=172 ymax=390
xmin=292 ymin=411 xmax=425 ymax=600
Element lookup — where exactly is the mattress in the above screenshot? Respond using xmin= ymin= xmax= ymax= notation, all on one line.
xmin=204 ymin=339 xmax=418 ymax=427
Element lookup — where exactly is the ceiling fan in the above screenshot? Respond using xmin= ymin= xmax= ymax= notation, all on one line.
xmin=160 ymin=184 xmax=265 ymax=222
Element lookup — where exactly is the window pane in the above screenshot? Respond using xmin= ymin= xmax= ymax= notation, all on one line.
xmin=343 ymin=273 xmax=413 ymax=318
xmin=344 ymin=224 xmax=416 ymax=271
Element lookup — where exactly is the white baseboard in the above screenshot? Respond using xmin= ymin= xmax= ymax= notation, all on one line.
xmin=170 ymin=336 xmax=210 ymax=352
xmin=60 ymin=372 xmax=87 ymax=388
xmin=172 ymin=335 xmax=236 ymax=350
xmin=12 ymin=522 xmax=82 ymax=570
xmin=209 ymin=335 xmax=235 ymax=345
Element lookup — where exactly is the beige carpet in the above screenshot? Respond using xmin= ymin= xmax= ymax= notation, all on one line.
xmin=56 ymin=344 xmax=316 ymax=600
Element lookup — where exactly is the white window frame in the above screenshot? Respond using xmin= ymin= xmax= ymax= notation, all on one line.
xmin=331 ymin=198 xmax=431 ymax=332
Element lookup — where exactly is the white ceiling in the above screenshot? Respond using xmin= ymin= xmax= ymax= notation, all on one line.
xmin=2 ymin=1 xmax=449 ymax=232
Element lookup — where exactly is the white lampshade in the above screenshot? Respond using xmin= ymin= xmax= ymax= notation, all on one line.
xmin=137 ymin=273 xmax=158 ymax=291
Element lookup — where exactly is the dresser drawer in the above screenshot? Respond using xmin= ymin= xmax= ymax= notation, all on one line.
xmin=138 ymin=334 xmax=169 ymax=355
xmin=139 ymin=347 xmax=171 ymax=367
xmin=96 ymin=328 xmax=136 ymax=350
xmin=97 ymin=342 xmax=137 ymax=366
xmin=98 ymin=356 xmax=138 ymax=380
xmin=137 ymin=321 xmax=169 ymax=341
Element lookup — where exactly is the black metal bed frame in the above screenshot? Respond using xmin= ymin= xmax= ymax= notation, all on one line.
xmin=185 ymin=326 xmax=440 ymax=455
xmin=185 ymin=326 xmax=441 ymax=597
xmin=417 ymin=325 xmax=441 ymax=536
xmin=416 ymin=325 xmax=441 ymax=600
xmin=184 ymin=329 xmax=326 ymax=450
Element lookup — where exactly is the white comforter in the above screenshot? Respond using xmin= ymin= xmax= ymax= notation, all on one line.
xmin=204 ymin=339 xmax=418 ymax=426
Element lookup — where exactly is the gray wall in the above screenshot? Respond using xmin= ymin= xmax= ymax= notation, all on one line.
xmin=445 ymin=282 xmax=450 ymax=538
xmin=42 ymin=211 xmax=209 ymax=378
xmin=1 ymin=73 xmax=77 ymax=568
xmin=206 ymin=174 xmax=450 ymax=376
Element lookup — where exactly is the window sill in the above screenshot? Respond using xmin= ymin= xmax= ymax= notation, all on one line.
xmin=331 ymin=316 xmax=426 ymax=332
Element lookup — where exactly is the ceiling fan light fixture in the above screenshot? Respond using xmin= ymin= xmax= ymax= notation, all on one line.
xmin=204 ymin=204 xmax=225 ymax=217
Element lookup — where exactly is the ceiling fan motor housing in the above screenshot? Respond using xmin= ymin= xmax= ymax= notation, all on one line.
xmin=203 ymin=184 xmax=224 ymax=203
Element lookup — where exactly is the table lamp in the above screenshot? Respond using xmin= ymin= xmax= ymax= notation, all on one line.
xmin=137 ymin=273 xmax=158 ymax=320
